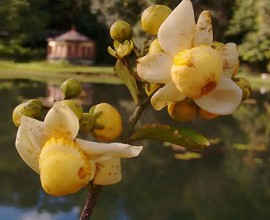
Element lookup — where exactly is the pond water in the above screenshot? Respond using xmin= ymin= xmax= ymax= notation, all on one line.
xmin=0 ymin=79 xmax=270 ymax=220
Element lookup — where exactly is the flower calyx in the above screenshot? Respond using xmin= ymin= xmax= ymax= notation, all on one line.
xmin=108 ymin=40 xmax=134 ymax=60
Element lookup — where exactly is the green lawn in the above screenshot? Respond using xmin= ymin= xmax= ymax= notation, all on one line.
xmin=0 ymin=60 xmax=121 ymax=84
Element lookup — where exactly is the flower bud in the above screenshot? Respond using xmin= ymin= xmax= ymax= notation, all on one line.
xmin=168 ymin=99 xmax=198 ymax=122
xmin=24 ymin=99 xmax=43 ymax=117
xmin=12 ymin=103 xmax=25 ymax=127
xmin=232 ymin=77 xmax=251 ymax=101
xmin=199 ymin=108 xmax=219 ymax=120
xmin=12 ymin=99 xmax=43 ymax=127
xmin=110 ymin=20 xmax=133 ymax=42
xmin=148 ymin=39 xmax=163 ymax=54
xmin=90 ymin=103 xmax=122 ymax=142
xmin=141 ymin=5 xmax=171 ymax=35
xmin=60 ymin=78 xmax=82 ymax=99
xmin=61 ymin=100 xmax=83 ymax=120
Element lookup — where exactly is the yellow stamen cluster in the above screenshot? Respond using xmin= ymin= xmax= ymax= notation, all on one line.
xmin=171 ymin=45 xmax=222 ymax=99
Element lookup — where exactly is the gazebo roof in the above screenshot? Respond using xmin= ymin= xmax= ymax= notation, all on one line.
xmin=49 ymin=28 xmax=93 ymax=42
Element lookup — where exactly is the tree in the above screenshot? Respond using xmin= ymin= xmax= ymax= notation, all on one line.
xmin=0 ymin=0 xmax=110 ymax=62
xmin=0 ymin=0 xmax=50 ymax=59
xmin=227 ymin=0 xmax=270 ymax=71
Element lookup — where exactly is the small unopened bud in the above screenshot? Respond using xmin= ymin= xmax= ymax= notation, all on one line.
xmin=141 ymin=5 xmax=171 ymax=35
xmin=12 ymin=103 xmax=25 ymax=127
xmin=233 ymin=77 xmax=251 ymax=101
xmin=61 ymin=100 xmax=83 ymax=120
xmin=24 ymin=99 xmax=43 ymax=117
xmin=110 ymin=20 xmax=133 ymax=42
xmin=90 ymin=103 xmax=122 ymax=142
xmin=61 ymin=78 xmax=82 ymax=99
xmin=168 ymin=99 xmax=198 ymax=122
xmin=199 ymin=108 xmax=219 ymax=120
xmin=12 ymin=99 xmax=43 ymax=127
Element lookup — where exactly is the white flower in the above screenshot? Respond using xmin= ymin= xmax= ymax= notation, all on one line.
xmin=137 ymin=0 xmax=242 ymax=115
xmin=15 ymin=101 xmax=142 ymax=196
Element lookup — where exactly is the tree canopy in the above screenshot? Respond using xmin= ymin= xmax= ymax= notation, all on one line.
xmin=0 ymin=0 xmax=269 ymax=70
xmin=226 ymin=0 xmax=270 ymax=70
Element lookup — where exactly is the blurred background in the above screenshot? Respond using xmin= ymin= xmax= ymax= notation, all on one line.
xmin=0 ymin=0 xmax=269 ymax=70
xmin=0 ymin=0 xmax=270 ymax=219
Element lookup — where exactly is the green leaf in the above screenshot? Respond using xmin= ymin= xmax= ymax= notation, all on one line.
xmin=114 ymin=60 xmax=139 ymax=105
xmin=128 ymin=124 xmax=210 ymax=149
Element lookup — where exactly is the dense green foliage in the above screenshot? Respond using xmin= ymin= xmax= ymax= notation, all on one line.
xmin=226 ymin=0 xmax=270 ymax=70
xmin=0 ymin=0 xmax=269 ymax=69
xmin=0 ymin=0 xmax=109 ymax=62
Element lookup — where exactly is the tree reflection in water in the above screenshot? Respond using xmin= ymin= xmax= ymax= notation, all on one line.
xmin=0 ymin=79 xmax=269 ymax=220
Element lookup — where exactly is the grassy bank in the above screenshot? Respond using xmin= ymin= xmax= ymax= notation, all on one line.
xmin=0 ymin=60 xmax=121 ymax=85
xmin=0 ymin=60 xmax=269 ymax=91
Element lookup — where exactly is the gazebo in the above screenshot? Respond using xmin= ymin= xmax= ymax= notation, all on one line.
xmin=47 ymin=27 xmax=96 ymax=65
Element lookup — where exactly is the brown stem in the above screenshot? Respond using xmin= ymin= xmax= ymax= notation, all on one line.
xmin=121 ymin=97 xmax=150 ymax=143
xmin=79 ymin=82 xmax=152 ymax=219
xmin=79 ymin=184 xmax=103 ymax=220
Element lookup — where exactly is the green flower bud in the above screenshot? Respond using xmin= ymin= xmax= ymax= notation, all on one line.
xmin=233 ymin=77 xmax=251 ymax=101
xmin=110 ymin=20 xmax=133 ymax=42
xmin=60 ymin=78 xmax=82 ymax=99
xmin=24 ymin=99 xmax=43 ymax=117
xmin=79 ymin=113 xmax=96 ymax=133
xmin=12 ymin=99 xmax=43 ymax=127
xmin=141 ymin=5 xmax=171 ymax=35
xmin=12 ymin=103 xmax=25 ymax=127
xmin=61 ymin=100 xmax=83 ymax=120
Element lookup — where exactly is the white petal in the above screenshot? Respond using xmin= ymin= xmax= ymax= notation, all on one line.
xmin=93 ymin=158 xmax=122 ymax=185
xmin=193 ymin=10 xmax=213 ymax=46
xmin=16 ymin=126 xmax=41 ymax=173
xmin=15 ymin=116 xmax=47 ymax=173
xmin=75 ymin=138 xmax=143 ymax=160
xmin=151 ymin=81 xmax=185 ymax=110
xmin=221 ymin=43 xmax=239 ymax=77
xmin=194 ymin=75 xmax=242 ymax=115
xmin=20 ymin=116 xmax=47 ymax=150
xmin=137 ymin=53 xmax=172 ymax=83
xmin=44 ymin=102 xmax=79 ymax=140
xmin=158 ymin=0 xmax=195 ymax=57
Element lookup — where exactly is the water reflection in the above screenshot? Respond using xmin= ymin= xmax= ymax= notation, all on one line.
xmin=0 ymin=79 xmax=270 ymax=220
